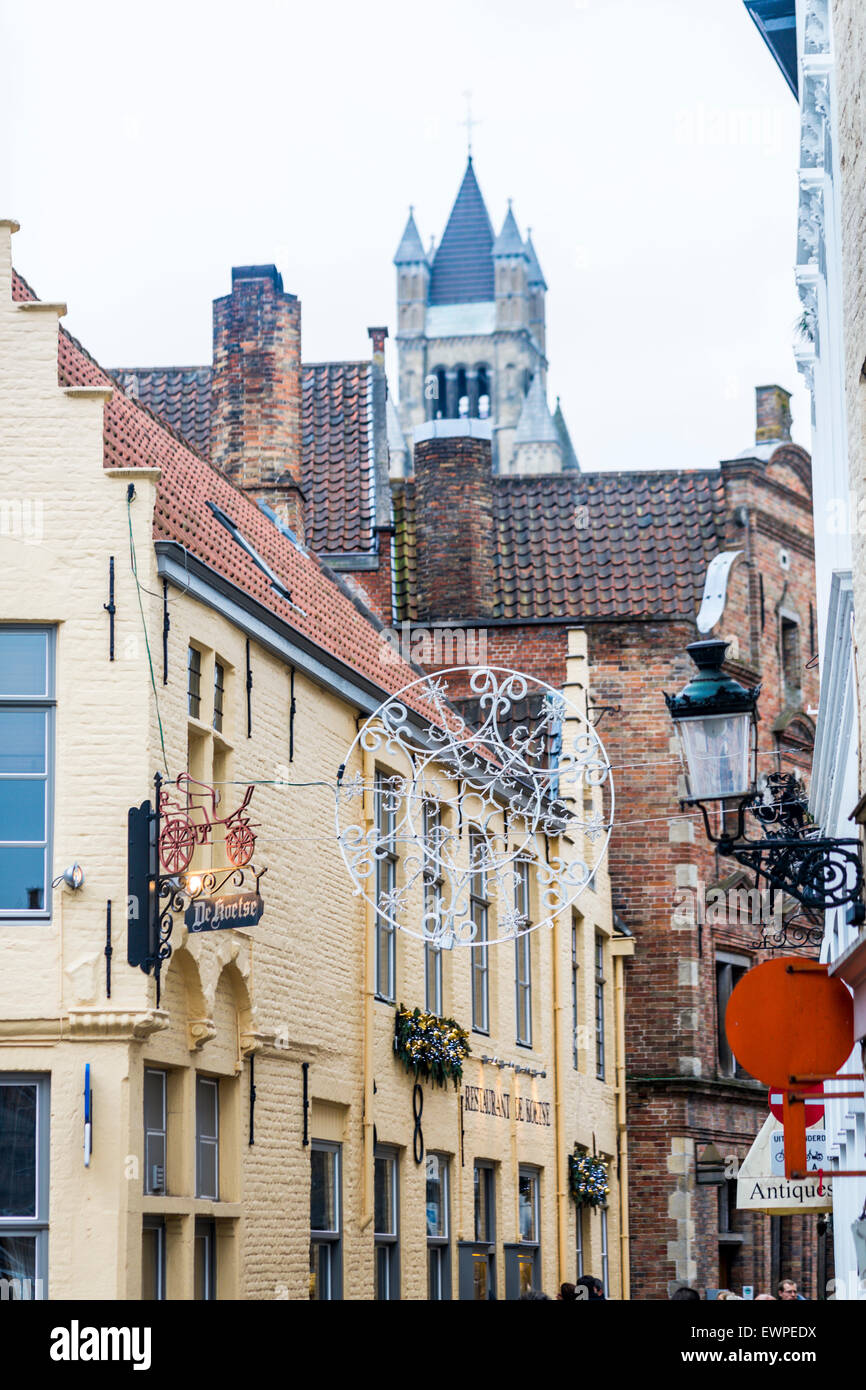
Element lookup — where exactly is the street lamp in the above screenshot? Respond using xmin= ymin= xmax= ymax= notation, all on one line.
xmin=665 ymin=639 xmax=864 ymax=917
xmin=665 ymin=639 xmax=759 ymax=804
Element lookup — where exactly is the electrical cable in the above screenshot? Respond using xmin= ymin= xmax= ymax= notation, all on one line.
xmin=127 ymin=491 xmax=170 ymax=776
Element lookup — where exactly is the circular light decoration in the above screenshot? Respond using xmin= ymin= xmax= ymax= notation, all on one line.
xmin=336 ymin=666 xmax=613 ymax=947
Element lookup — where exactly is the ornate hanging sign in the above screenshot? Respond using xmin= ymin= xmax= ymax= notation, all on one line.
xmin=336 ymin=666 xmax=613 ymax=948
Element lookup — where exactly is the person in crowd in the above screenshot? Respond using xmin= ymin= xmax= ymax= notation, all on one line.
xmin=717 ymin=1290 xmax=742 ymax=1300
xmin=575 ymin=1274 xmax=605 ymax=1300
xmin=558 ymin=1283 xmax=578 ymax=1301
xmin=670 ymin=1286 xmax=701 ymax=1300
xmin=777 ymin=1279 xmax=805 ymax=1300
xmin=519 ymin=1289 xmax=550 ymax=1300
xmin=755 ymin=1293 xmax=776 ymax=1300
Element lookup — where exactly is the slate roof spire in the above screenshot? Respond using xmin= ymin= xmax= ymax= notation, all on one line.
xmin=428 ymin=157 xmax=495 ymax=305
xmin=492 ymin=200 xmax=526 ymax=258
xmin=553 ymin=397 xmax=580 ymax=470
xmin=514 ymin=373 xmax=560 ymax=445
xmin=394 ymin=207 xmax=426 ymax=265
xmin=524 ymin=231 xmax=547 ymax=289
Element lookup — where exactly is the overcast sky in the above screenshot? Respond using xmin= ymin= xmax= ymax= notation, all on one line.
xmin=2 ymin=0 xmax=806 ymax=473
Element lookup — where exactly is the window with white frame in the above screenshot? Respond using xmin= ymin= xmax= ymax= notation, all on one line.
xmin=187 ymin=645 xmax=202 ymax=720
xmin=571 ymin=914 xmax=581 ymax=1070
xmin=195 ymin=1076 xmax=219 ymax=1200
xmin=309 ymin=1141 xmax=342 ymax=1300
xmin=595 ymin=933 xmax=606 ymax=1081
xmin=143 ymin=1069 xmax=167 ymax=1195
xmin=0 ymin=1074 xmax=49 ymax=1299
xmin=375 ymin=775 xmax=398 ymax=1002
xmin=194 ymin=1217 xmax=216 ymax=1300
xmin=423 ymin=801 xmax=443 ymax=1015
xmin=470 ymin=829 xmax=489 ymax=1034
xmin=515 ymin=861 xmax=532 ymax=1046
xmin=600 ymin=1206 xmax=610 ymax=1297
xmin=516 ymin=1166 xmax=542 ymax=1296
xmin=0 ymin=628 xmax=54 ymax=918
xmin=374 ymin=1147 xmax=399 ymax=1300
xmin=426 ymin=1152 xmax=451 ymax=1300
xmin=716 ymin=952 xmax=750 ymax=1077
xmin=142 ymin=1217 xmax=166 ymax=1301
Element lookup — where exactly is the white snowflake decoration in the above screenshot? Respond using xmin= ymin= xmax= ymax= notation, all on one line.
xmin=335 ymin=666 xmax=614 ymax=945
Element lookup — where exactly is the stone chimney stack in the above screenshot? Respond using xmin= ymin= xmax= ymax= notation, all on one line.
xmin=755 ymin=384 xmax=792 ymax=445
xmin=210 ymin=265 xmax=304 ymax=539
xmin=413 ymin=421 xmax=495 ymax=622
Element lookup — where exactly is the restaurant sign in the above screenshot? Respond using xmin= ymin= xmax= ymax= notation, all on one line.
xmin=463 ymin=1084 xmax=551 ymax=1128
xmin=185 ymin=891 xmax=264 ymax=933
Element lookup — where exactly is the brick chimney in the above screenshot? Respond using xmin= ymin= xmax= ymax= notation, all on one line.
xmin=210 ymin=265 xmax=304 ymax=539
xmin=755 ymin=384 xmax=792 ymax=444
xmin=413 ymin=421 xmax=495 ymax=622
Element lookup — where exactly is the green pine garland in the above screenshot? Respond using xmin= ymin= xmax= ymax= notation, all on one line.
xmin=394 ymin=1005 xmax=471 ymax=1089
xmin=568 ymin=1150 xmax=609 ymax=1208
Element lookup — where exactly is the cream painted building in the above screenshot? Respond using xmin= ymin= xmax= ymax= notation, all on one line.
xmin=0 ymin=219 xmax=632 ymax=1301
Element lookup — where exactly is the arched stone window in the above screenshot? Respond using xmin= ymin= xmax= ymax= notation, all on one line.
xmin=476 ymin=366 xmax=491 ymax=420
xmin=456 ymin=367 xmax=469 ymax=418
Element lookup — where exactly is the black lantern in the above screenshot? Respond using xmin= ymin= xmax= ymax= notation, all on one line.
xmin=665 ymin=640 xmax=759 ymax=803
xmin=664 ymin=641 xmax=864 ymax=918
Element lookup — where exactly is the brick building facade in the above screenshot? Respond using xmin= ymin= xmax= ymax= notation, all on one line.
xmin=113 ymin=155 xmax=826 ymax=1295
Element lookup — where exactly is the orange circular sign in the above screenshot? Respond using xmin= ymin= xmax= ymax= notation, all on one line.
xmin=725 ymin=956 xmax=853 ymax=1089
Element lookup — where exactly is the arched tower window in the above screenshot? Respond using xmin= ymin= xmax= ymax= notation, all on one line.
xmin=456 ymin=367 xmax=469 ymax=418
xmin=434 ymin=367 xmax=447 ymax=419
xmin=477 ymin=366 xmax=491 ymax=420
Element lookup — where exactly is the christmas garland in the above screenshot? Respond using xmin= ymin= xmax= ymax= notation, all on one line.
xmin=394 ymin=1005 xmax=471 ymax=1089
xmin=568 ymin=1151 xmax=609 ymax=1208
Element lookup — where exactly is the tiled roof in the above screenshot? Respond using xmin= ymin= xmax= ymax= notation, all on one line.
xmin=114 ymin=368 xmax=212 ymax=456
xmin=10 ymin=269 xmax=437 ymax=716
xmin=428 ymin=158 xmax=495 ymax=306
xmin=391 ymin=467 xmax=727 ymax=623
xmin=493 ymin=471 xmax=727 ymax=621
xmin=111 ymin=360 xmax=376 ymax=557
xmin=302 ymin=362 xmax=374 ymax=554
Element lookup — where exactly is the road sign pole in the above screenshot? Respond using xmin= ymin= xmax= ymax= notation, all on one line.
xmin=782 ymin=1091 xmax=807 ymax=1179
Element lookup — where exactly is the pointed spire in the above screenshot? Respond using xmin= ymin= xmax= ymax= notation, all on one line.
xmin=429 ymin=158 xmax=495 ymax=305
xmin=553 ymin=396 xmax=580 ymax=470
xmin=514 ymin=374 xmax=560 ymax=446
xmin=524 ymin=230 xmax=547 ymax=289
xmin=493 ymin=201 xmax=526 ymax=258
xmin=394 ymin=207 xmax=426 ymax=265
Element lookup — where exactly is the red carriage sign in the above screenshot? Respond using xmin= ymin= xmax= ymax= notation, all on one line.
xmin=158 ymin=774 xmax=258 ymax=874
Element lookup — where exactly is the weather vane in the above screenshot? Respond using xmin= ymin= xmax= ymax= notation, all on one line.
xmin=461 ymin=91 xmax=480 ymax=157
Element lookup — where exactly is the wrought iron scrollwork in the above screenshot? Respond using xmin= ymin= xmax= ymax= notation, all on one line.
xmin=691 ymin=771 xmax=865 ymax=917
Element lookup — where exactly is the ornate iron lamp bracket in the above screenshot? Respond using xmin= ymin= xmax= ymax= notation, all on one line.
xmin=686 ymin=774 xmax=865 ymax=919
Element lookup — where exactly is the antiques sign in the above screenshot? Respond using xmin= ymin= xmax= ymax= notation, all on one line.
xmin=185 ymin=892 xmax=264 ymax=933
xmin=463 ymin=1084 xmax=551 ymax=1128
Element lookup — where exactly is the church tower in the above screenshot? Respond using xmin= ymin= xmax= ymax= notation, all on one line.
xmin=392 ymin=157 xmax=578 ymax=475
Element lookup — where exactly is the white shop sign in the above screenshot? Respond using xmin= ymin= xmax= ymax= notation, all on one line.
xmin=770 ymin=1129 xmax=826 ymax=1174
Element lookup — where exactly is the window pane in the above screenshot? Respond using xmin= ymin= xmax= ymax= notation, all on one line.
xmin=426 ymin=1155 xmax=446 ymax=1238
xmin=0 ymin=848 xmax=45 ymax=911
xmin=196 ymin=1078 xmax=218 ymax=1140
xmin=472 ymin=1254 xmax=488 ymax=1300
xmin=374 ymin=1156 xmax=394 ymax=1235
xmin=0 ymin=781 xmax=45 ymax=843
xmin=142 ymin=1226 xmax=164 ymax=1301
xmin=194 ymin=1227 xmax=214 ymax=1301
xmin=0 ymin=1084 xmax=37 ymax=1216
xmin=0 ymin=1234 xmax=36 ymax=1290
xmin=309 ymin=1240 xmax=331 ymax=1300
xmin=0 ymin=632 xmax=48 ymax=697
xmin=143 ymin=1070 xmax=165 ymax=1133
xmin=0 ymin=710 xmax=46 ymax=775
xmin=519 ymin=1172 xmax=537 ymax=1242
xmin=474 ymin=1166 xmax=492 ymax=1242
xmin=197 ymin=1141 xmax=218 ymax=1200
xmin=375 ymin=1244 xmax=390 ymax=1299
xmin=311 ymin=1149 xmax=337 ymax=1232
